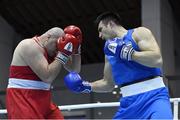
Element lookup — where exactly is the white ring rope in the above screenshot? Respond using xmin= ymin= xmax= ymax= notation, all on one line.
xmin=0 ymin=98 xmax=179 ymax=119
xmin=59 ymin=102 xmax=120 ymax=110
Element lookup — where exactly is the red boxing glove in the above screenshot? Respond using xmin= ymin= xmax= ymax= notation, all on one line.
xmin=64 ymin=25 xmax=82 ymax=43
xmin=56 ymin=34 xmax=80 ymax=64
xmin=64 ymin=25 xmax=82 ymax=54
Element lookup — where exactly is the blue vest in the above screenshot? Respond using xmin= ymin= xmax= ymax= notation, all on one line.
xmin=105 ymin=29 xmax=162 ymax=85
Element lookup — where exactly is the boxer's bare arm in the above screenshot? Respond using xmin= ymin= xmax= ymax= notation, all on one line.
xmin=90 ymin=57 xmax=115 ymax=92
xmin=17 ymin=39 xmax=63 ymax=84
xmin=132 ymin=27 xmax=163 ymax=68
xmin=64 ymin=54 xmax=81 ymax=73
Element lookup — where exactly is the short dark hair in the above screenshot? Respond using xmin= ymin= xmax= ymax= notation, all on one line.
xmin=95 ymin=11 xmax=122 ymax=27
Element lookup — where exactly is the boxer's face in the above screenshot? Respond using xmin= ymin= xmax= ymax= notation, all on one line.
xmin=98 ymin=21 xmax=115 ymax=40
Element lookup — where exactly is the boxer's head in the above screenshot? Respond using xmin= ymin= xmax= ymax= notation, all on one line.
xmin=95 ymin=12 xmax=123 ymax=40
xmin=43 ymin=27 xmax=64 ymax=57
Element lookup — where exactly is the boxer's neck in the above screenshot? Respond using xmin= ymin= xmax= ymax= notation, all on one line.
xmin=116 ymin=26 xmax=127 ymax=39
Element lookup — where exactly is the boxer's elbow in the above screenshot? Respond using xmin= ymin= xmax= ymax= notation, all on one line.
xmin=103 ymin=80 xmax=115 ymax=92
xmin=37 ymin=71 xmax=54 ymax=84
xmin=40 ymin=75 xmax=53 ymax=84
xmin=147 ymin=53 xmax=163 ymax=68
xmin=105 ymin=84 xmax=115 ymax=92
xmin=154 ymin=55 xmax=163 ymax=68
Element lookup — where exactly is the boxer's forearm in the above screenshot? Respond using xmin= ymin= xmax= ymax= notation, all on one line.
xmin=64 ymin=54 xmax=81 ymax=73
xmin=90 ymin=79 xmax=115 ymax=93
xmin=132 ymin=51 xmax=163 ymax=68
xmin=40 ymin=60 xmax=63 ymax=84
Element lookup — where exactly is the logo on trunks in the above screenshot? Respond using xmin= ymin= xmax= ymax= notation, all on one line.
xmin=108 ymin=43 xmax=117 ymax=54
xmin=64 ymin=42 xmax=73 ymax=52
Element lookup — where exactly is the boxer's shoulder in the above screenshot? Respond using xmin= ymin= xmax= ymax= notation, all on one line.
xmin=132 ymin=27 xmax=152 ymax=43
xmin=22 ymin=38 xmax=35 ymax=45
xmin=11 ymin=39 xmax=32 ymax=66
xmin=19 ymin=38 xmax=42 ymax=50
xmin=133 ymin=27 xmax=151 ymax=38
xmin=15 ymin=38 xmax=43 ymax=59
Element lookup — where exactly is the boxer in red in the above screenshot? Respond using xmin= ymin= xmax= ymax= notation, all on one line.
xmin=6 ymin=26 xmax=82 ymax=119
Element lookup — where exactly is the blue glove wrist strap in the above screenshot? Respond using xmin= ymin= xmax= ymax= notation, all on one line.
xmin=81 ymin=81 xmax=92 ymax=93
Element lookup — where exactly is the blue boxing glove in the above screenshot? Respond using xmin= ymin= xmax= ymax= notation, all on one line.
xmin=64 ymin=72 xmax=92 ymax=93
xmin=104 ymin=38 xmax=135 ymax=61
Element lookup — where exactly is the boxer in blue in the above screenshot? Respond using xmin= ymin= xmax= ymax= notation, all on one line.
xmin=64 ymin=12 xmax=173 ymax=119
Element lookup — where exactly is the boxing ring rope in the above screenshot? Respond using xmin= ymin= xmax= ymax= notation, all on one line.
xmin=0 ymin=98 xmax=180 ymax=119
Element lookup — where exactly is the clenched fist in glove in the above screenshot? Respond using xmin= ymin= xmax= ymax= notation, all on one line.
xmin=64 ymin=72 xmax=92 ymax=93
xmin=104 ymin=37 xmax=135 ymax=61
xmin=64 ymin=25 xmax=82 ymax=54
xmin=56 ymin=34 xmax=80 ymax=64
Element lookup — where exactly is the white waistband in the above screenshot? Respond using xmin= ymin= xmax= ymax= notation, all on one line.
xmin=8 ymin=78 xmax=51 ymax=90
xmin=120 ymin=77 xmax=165 ymax=97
